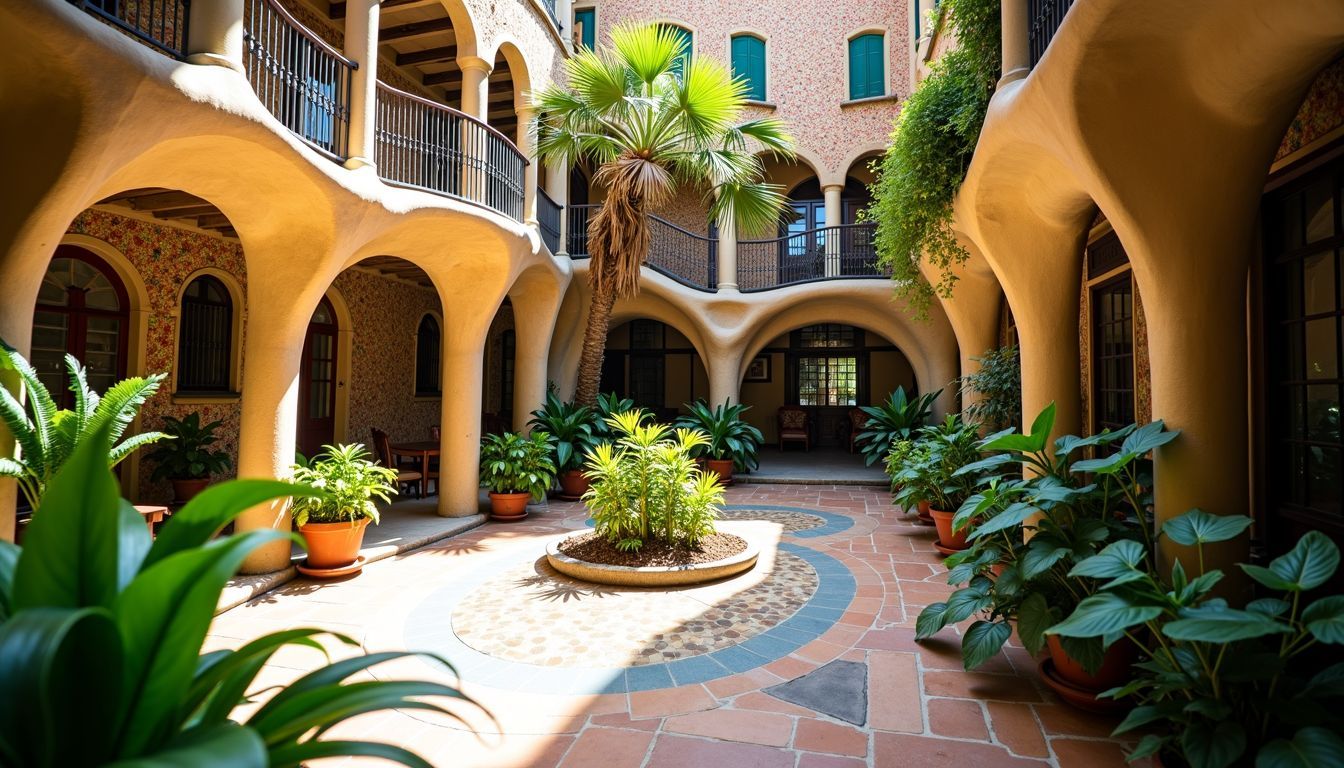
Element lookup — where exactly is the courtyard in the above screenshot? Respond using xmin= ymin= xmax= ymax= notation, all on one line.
xmin=210 ymin=484 xmax=1143 ymax=767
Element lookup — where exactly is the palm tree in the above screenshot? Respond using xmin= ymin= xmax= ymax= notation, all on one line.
xmin=533 ymin=22 xmax=795 ymax=406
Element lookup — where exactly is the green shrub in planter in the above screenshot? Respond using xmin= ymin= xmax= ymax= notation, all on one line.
xmin=145 ymin=412 xmax=231 ymax=483
xmin=1047 ymin=510 xmax=1344 ymax=767
xmin=889 ymin=415 xmax=982 ymax=513
xmin=291 ymin=443 xmax=398 ymax=525
xmin=0 ymin=420 xmax=481 ymax=767
xmin=855 ymin=386 xmax=941 ymax=466
xmin=528 ymin=392 xmax=600 ymax=473
xmin=479 ymin=431 xmax=556 ymax=499
xmin=676 ymin=399 xmax=764 ymax=471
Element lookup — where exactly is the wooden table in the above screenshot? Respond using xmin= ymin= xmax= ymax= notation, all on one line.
xmin=390 ymin=440 xmax=439 ymax=498
xmin=134 ymin=504 xmax=170 ymax=536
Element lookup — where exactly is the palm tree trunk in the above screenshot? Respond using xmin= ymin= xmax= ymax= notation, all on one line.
xmin=574 ymin=281 xmax=617 ymax=407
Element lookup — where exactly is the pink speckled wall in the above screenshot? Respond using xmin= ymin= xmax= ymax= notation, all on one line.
xmin=1276 ymin=56 xmax=1344 ymax=161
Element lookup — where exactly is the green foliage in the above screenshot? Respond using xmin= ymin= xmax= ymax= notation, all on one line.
xmin=865 ymin=0 xmax=1001 ymax=319
xmin=583 ymin=411 xmax=724 ymax=551
xmin=0 ymin=338 xmax=166 ymax=510
xmin=591 ymin=393 xmax=650 ymax=444
xmin=675 ymin=399 xmax=764 ymax=471
xmin=1049 ymin=511 xmax=1343 ymax=768
xmin=889 ymin=415 xmax=983 ymax=513
xmin=290 ymin=444 xmax=398 ymax=526
xmin=0 ymin=419 xmax=482 ymax=767
xmin=959 ymin=345 xmax=1021 ymax=431
xmin=145 ymin=412 xmax=232 ymax=482
xmin=528 ymin=392 xmax=601 ymax=472
xmin=912 ymin=405 xmax=1179 ymax=672
xmin=478 ymin=431 xmax=557 ymax=499
xmin=856 ymin=386 xmax=942 ymax=466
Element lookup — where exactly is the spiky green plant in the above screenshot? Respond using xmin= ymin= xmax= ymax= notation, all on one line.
xmin=676 ymin=399 xmax=764 ymax=471
xmin=291 ymin=443 xmax=398 ymax=525
xmin=855 ymin=386 xmax=942 ymax=466
xmin=583 ymin=411 xmax=722 ymax=551
xmin=0 ymin=339 xmax=165 ymax=509
xmin=533 ymin=22 xmax=796 ymax=405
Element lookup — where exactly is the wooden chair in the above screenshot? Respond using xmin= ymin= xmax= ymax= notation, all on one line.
xmin=777 ymin=406 xmax=811 ymax=452
xmin=847 ymin=408 xmax=869 ymax=454
xmin=371 ymin=427 xmax=423 ymax=499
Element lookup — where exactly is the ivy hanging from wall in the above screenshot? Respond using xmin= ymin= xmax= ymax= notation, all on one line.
xmin=865 ymin=0 xmax=1001 ymax=319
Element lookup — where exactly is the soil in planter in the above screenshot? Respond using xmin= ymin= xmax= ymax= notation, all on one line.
xmin=558 ymin=531 xmax=747 ymax=567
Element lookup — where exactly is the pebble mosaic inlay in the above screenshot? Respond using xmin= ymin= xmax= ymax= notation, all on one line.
xmin=451 ymin=552 xmax=819 ymax=667
xmin=715 ymin=509 xmax=826 ymax=532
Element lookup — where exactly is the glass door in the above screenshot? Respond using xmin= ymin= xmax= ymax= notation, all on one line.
xmin=297 ymin=297 xmax=338 ymax=459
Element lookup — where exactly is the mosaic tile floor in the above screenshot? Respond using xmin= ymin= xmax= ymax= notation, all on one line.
xmin=209 ymin=484 xmax=1152 ymax=768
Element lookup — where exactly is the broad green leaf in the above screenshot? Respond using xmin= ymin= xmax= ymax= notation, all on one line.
xmin=1047 ymin=592 xmax=1162 ymax=638
xmin=0 ymin=540 xmax=18 ymax=620
xmin=1254 ymin=727 xmax=1344 ymax=768
xmin=1020 ymin=541 xmax=1070 ymax=580
xmin=915 ymin=602 xmax=950 ymax=639
xmin=146 ymin=480 xmax=316 ymax=570
xmin=1302 ymin=595 xmax=1344 ymax=644
xmin=1069 ymin=539 xmax=1147 ymax=581
xmin=13 ymin=418 xmax=123 ymax=611
xmin=114 ymin=529 xmax=295 ymax=756
xmin=943 ymin=584 xmax=993 ymax=625
xmin=1162 ymin=509 xmax=1253 ymax=547
xmin=0 ymin=607 xmax=122 ymax=767
xmin=961 ymin=620 xmax=1011 ymax=670
xmin=1016 ymin=592 xmax=1054 ymax=655
xmin=1121 ymin=420 xmax=1178 ymax=456
xmin=1240 ymin=564 xmax=1299 ymax=593
xmin=1163 ymin=606 xmax=1293 ymax=644
xmin=104 ymin=722 xmax=267 ymax=768
xmin=1113 ymin=705 xmax=1170 ymax=736
xmin=1126 ymin=734 xmax=1167 ymax=761
xmin=1258 ymin=532 xmax=1340 ymax=592
xmin=249 ymin=680 xmax=474 ymax=746
xmin=1181 ymin=720 xmax=1245 ymax=768
xmin=1246 ymin=598 xmax=1291 ymax=617
xmin=187 ymin=628 xmax=349 ymax=727
xmin=967 ymin=501 xmax=1035 ymax=540
xmin=1300 ymin=662 xmax=1344 ymax=699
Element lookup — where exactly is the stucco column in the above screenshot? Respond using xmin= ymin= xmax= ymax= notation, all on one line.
xmin=945 ymin=269 xmax=1007 ymax=417
xmin=707 ymin=346 xmax=744 ymax=406
xmin=0 ymin=308 xmax=31 ymax=543
xmin=822 ymin=184 xmax=843 ymax=277
xmin=437 ymin=328 xmax=489 ymax=517
xmin=544 ymin=160 xmax=569 ymax=254
xmin=517 ymin=105 xmax=538 ymax=225
xmin=1000 ymin=0 xmax=1030 ymax=85
xmin=186 ymin=0 xmax=245 ymax=72
xmin=458 ymin=56 xmax=492 ymax=121
xmin=342 ymin=0 xmax=380 ymax=170
xmin=458 ymin=56 xmax=493 ymax=205
xmin=511 ymin=311 xmax=556 ymax=433
xmin=235 ymin=284 xmax=314 ymax=574
xmin=716 ymin=212 xmax=738 ymax=291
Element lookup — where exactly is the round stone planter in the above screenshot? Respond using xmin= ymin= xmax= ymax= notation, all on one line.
xmin=545 ymin=530 xmax=760 ymax=587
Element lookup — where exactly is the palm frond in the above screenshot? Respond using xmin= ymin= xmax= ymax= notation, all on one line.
xmin=675 ymin=56 xmax=743 ymax=144
xmin=710 ymin=180 xmax=790 ymax=235
xmin=565 ymin=48 xmax=633 ymax=116
xmin=109 ymin=430 xmax=168 ymax=468
xmin=0 ymin=339 xmax=56 ymax=461
xmin=725 ymin=116 xmax=797 ymax=158
xmin=610 ymin=22 xmax=680 ymax=86
xmin=89 ymin=374 xmax=165 ymax=446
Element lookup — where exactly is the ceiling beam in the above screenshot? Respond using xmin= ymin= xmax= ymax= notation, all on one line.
xmin=152 ymin=204 xmax=217 ymax=219
xmin=196 ymin=214 xmax=232 ymax=229
xmin=396 ymin=44 xmax=456 ymax=66
xmin=100 ymin=188 xmax=165 ymax=203
xmin=380 ymin=17 xmax=454 ymax=42
xmin=128 ymin=191 xmax=208 ymax=211
xmin=329 ymin=0 xmax=420 ymax=20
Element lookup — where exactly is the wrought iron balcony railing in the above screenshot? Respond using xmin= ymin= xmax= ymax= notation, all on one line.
xmin=739 ymin=224 xmax=881 ymax=291
xmin=537 ymin=188 xmax=562 ymax=253
xmin=568 ymin=205 xmax=717 ymax=292
xmin=244 ymin=0 xmax=356 ymax=161
xmin=1027 ymin=0 xmax=1076 ymax=68
xmin=374 ymin=82 xmax=526 ymax=221
xmin=69 ymin=0 xmax=190 ymax=59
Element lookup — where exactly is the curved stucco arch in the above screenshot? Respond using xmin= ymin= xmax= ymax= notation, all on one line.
xmin=437 ymin=0 xmax=480 ymax=59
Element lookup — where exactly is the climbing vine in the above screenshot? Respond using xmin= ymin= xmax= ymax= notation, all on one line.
xmin=866 ymin=0 xmax=1001 ymax=319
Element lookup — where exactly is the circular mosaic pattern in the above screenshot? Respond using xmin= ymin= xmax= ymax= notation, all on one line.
xmin=451 ymin=551 xmax=819 ymax=667
xmin=717 ymin=508 xmax=825 ymax=532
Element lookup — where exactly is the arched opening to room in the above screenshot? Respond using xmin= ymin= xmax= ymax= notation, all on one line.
xmin=482 ymin=297 xmax=516 ymax=435
xmin=601 ymin=318 xmax=709 ymax=421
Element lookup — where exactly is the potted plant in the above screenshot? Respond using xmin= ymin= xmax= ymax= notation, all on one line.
xmin=894 ymin=416 xmax=982 ymax=551
xmin=0 ymin=417 xmax=481 ymax=766
xmin=855 ymin=386 xmax=942 ymax=466
xmin=289 ymin=443 xmax=397 ymax=575
xmin=676 ymin=399 xmax=764 ymax=485
xmin=144 ymin=412 xmax=231 ymax=505
xmin=1049 ymin=510 xmax=1344 ymax=766
xmin=959 ymin=345 xmax=1021 ymax=432
xmin=479 ymin=431 xmax=556 ymax=520
xmin=890 ymin=437 xmax=935 ymax=523
xmin=528 ymin=392 xmax=600 ymax=500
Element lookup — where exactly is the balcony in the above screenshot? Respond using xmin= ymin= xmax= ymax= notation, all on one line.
xmin=68 ymin=0 xmax=190 ymax=58
xmin=1026 ymin=0 xmax=1076 ymax=69
xmin=568 ymin=206 xmax=882 ymax=292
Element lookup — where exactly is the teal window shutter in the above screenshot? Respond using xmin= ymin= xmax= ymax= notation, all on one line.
xmin=731 ymin=34 xmax=766 ymax=101
xmin=574 ymin=8 xmax=595 ymax=50
xmin=848 ymin=33 xmax=884 ymax=99
xmin=661 ymin=24 xmax=692 ymax=78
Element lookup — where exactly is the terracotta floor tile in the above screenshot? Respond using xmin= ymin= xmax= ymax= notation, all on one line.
xmin=764 ymin=654 xmax=818 ymax=680
xmin=558 ymin=727 xmax=653 ymax=768
xmin=588 ymin=712 xmax=663 ymax=732
xmin=1051 ymin=737 xmax=1135 ymax=768
xmin=922 ymin=670 xmax=1042 ymax=703
xmin=629 ymin=685 xmax=717 ymax=719
xmin=867 ymin=651 xmax=923 ymax=733
xmin=872 ymin=732 xmax=1049 ymax=767
xmin=927 ymin=698 xmax=990 ymax=740
xmin=1033 ymin=703 xmax=1125 ymax=738
xmin=645 ymin=734 xmax=796 ymax=768
xmin=986 ymin=702 xmax=1050 ymax=758
xmin=797 ymin=754 xmax=868 ymax=768
xmin=793 ymin=718 xmax=868 ymax=756
xmin=734 ymin=690 xmax=817 ymax=716
xmin=665 ymin=709 xmax=795 ymax=747
xmin=706 ymin=668 xmax=784 ymax=700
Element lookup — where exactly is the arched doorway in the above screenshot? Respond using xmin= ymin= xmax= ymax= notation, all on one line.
xmin=601 ymin=319 xmax=708 ymax=421
xmin=32 ymin=245 xmax=130 ymax=407
xmin=297 ymin=296 xmax=339 ymax=458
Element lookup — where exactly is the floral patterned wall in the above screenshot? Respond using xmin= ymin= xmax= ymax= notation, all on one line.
xmin=61 ymin=210 xmax=447 ymax=503
xmin=1276 ymin=56 xmax=1344 ymax=162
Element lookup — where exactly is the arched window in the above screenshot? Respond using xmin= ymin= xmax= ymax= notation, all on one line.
xmin=415 ymin=314 xmax=441 ymax=396
xmin=731 ymin=34 xmax=766 ymax=101
xmin=848 ymin=33 xmax=885 ymax=100
xmin=177 ymin=274 xmax=233 ymax=393
xmin=33 ymin=247 xmax=129 ymax=407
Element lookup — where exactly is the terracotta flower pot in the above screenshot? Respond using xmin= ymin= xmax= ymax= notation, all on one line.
xmin=489 ymin=491 xmax=531 ymax=520
xmin=930 ymin=508 xmax=970 ymax=550
xmin=170 ymin=477 xmax=210 ymax=506
xmin=704 ymin=458 xmax=735 ymax=486
xmin=557 ymin=470 xmax=590 ymax=500
xmin=1046 ymin=635 xmax=1138 ymax=692
xmin=916 ymin=499 xmax=934 ymax=524
xmin=298 ymin=518 xmax=370 ymax=570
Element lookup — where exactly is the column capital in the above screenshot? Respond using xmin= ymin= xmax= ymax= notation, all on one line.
xmin=458 ymin=56 xmax=493 ymax=75
xmin=821 ymin=183 xmax=846 ymax=193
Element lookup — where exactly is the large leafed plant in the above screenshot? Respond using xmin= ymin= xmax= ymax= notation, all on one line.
xmin=533 ymin=23 xmax=795 ymax=405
